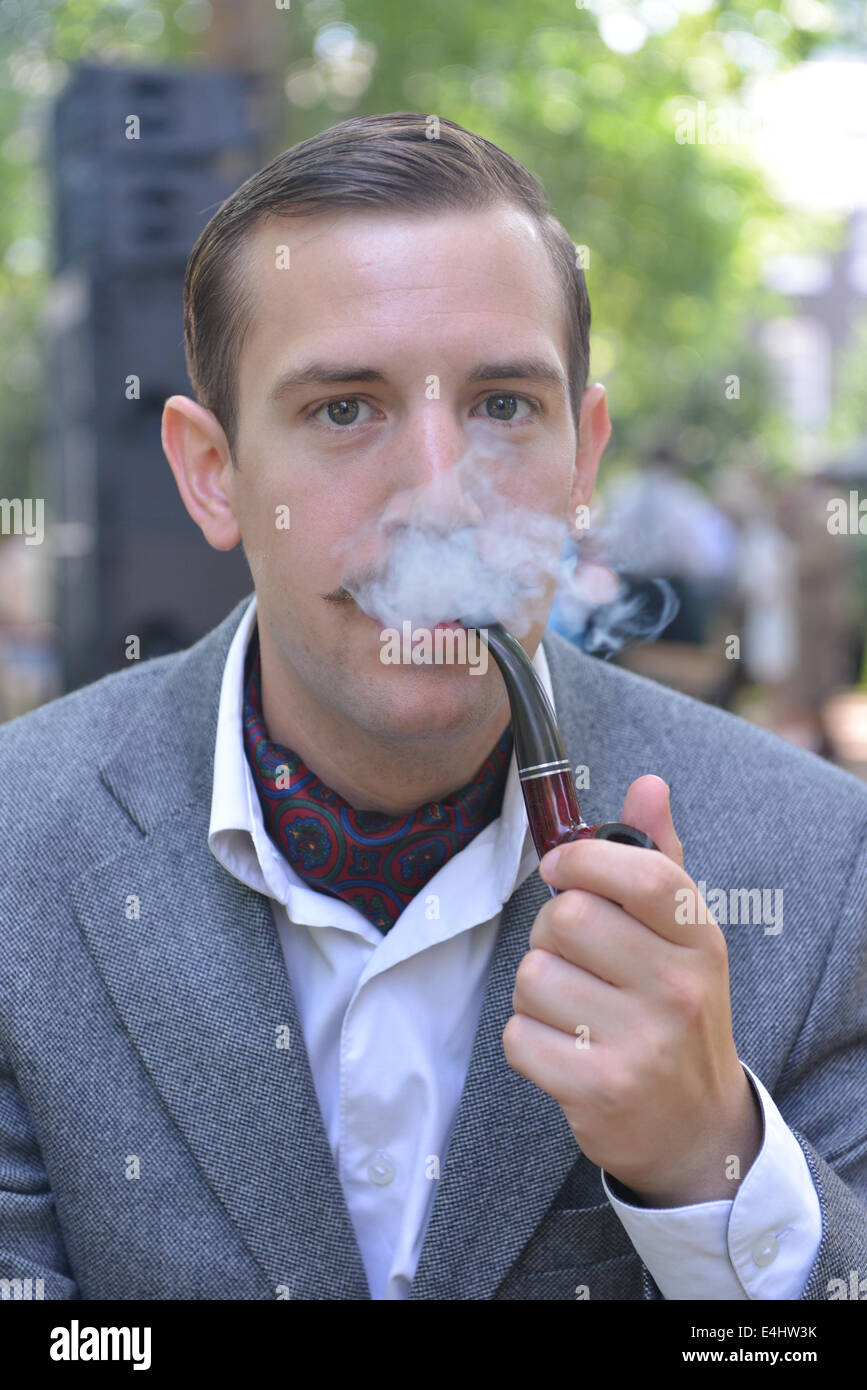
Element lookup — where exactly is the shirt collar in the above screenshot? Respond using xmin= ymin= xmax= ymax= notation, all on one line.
xmin=209 ymin=594 xmax=557 ymax=938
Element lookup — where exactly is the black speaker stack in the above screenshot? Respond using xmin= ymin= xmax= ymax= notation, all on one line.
xmin=47 ymin=62 xmax=267 ymax=692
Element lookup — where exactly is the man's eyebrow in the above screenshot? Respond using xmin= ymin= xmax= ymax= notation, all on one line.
xmin=269 ymin=357 xmax=568 ymax=399
xmin=466 ymin=359 xmax=567 ymax=391
xmin=270 ymin=364 xmax=386 ymax=397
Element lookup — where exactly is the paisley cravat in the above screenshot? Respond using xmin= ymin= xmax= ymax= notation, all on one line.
xmin=242 ymin=625 xmax=513 ymax=931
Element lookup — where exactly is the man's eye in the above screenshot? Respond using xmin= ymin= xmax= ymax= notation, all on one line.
xmin=310 ymin=397 xmax=376 ymax=428
xmin=473 ymin=393 xmax=537 ymax=424
xmin=309 ymin=392 xmax=538 ymax=430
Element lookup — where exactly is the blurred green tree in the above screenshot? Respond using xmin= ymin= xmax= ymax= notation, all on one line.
xmin=0 ymin=0 xmax=859 ymax=502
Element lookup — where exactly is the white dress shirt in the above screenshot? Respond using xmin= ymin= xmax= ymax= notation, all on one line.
xmin=208 ymin=595 xmax=821 ymax=1300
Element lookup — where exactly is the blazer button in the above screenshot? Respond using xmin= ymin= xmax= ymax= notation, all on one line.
xmin=367 ymin=1151 xmax=396 ymax=1186
xmin=752 ymin=1233 xmax=780 ymax=1267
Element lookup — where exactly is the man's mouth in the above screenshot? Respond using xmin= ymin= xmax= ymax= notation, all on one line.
xmin=359 ymin=606 xmax=466 ymax=633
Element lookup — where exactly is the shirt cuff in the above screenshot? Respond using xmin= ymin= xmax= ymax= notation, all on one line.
xmin=601 ymin=1061 xmax=822 ymax=1300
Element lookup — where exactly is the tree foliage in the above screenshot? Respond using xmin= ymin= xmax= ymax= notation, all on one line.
xmin=0 ymin=0 xmax=859 ymax=496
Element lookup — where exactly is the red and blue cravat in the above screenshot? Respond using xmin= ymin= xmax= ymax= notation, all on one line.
xmin=242 ymin=624 xmax=514 ymax=932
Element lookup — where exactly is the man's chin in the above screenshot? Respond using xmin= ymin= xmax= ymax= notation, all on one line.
xmin=354 ymin=661 xmax=501 ymax=741
xmin=316 ymin=603 xmax=504 ymax=733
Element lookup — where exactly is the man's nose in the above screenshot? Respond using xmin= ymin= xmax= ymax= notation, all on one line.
xmin=379 ymin=409 xmax=487 ymax=534
xmin=380 ymin=469 xmax=485 ymax=536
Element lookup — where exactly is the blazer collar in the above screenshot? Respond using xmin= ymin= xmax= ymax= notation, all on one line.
xmin=97 ymin=594 xmax=255 ymax=834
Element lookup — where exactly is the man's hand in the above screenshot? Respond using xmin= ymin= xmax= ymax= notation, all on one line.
xmin=502 ymin=775 xmax=763 ymax=1207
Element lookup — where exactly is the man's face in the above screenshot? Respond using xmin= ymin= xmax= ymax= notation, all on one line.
xmin=224 ymin=203 xmax=589 ymax=740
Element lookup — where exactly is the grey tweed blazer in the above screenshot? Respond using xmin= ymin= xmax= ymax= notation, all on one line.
xmin=0 ymin=594 xmax=865 ymax=1300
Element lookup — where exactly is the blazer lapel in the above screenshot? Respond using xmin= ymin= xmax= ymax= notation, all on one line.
xmin=409 ymin=867 xmax=596 ymax=1299
xmin=69 ymin=596 xmax=370 ymax=1300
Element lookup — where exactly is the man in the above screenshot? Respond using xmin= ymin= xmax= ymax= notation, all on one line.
xmin=0 ymin=113 xmax=864 ymax=1301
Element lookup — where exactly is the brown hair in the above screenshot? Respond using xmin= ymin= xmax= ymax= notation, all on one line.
xmin=183 ymin=112 xmax=591 ymax=456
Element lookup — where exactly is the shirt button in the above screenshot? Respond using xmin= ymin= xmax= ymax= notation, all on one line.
xmin=752 ymin=1232 xmax=780 ymax=1267
xmin=367 ymin=1151 xmax=395 ymax=1186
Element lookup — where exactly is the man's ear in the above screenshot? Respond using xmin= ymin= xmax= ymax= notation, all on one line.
xmin=570 ymin=382 xmax=611 ymax=518
xmin=161 ymin=395 xmax=241 ymax=551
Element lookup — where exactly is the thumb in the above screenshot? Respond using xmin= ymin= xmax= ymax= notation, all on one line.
xmin=620 ymin=775 xmax=683 ymax=867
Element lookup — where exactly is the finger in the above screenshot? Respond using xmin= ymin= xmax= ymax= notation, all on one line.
xmin=539 ymin=837 xmax=696 ymax=947
xmin=530 ymin=887 xmax=680 ymax=986
xmin=620 ymin=775 xmax=684 ymax=868
xmin=502 ymin=1010 xmax=611 ymax=1110
xmin=512 ymin=944 xmax=630 ymax=1044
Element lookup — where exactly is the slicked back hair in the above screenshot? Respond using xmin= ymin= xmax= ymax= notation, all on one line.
xmin=183 ymin=112 xmax=591 ymax=457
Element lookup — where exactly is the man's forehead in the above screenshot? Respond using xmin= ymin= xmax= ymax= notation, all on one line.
xmin=240 ymin=204 xmax=559 ymax=310
xmin=237 ymin=204 xmax=566 ymax=361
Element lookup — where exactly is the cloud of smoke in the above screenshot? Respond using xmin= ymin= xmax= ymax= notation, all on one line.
xmin=331 ymin=437 xmax=679 ymax=650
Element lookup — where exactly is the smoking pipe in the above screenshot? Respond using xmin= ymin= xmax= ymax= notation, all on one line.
xmin=469 ymin=622 xmax=657 ymax=891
